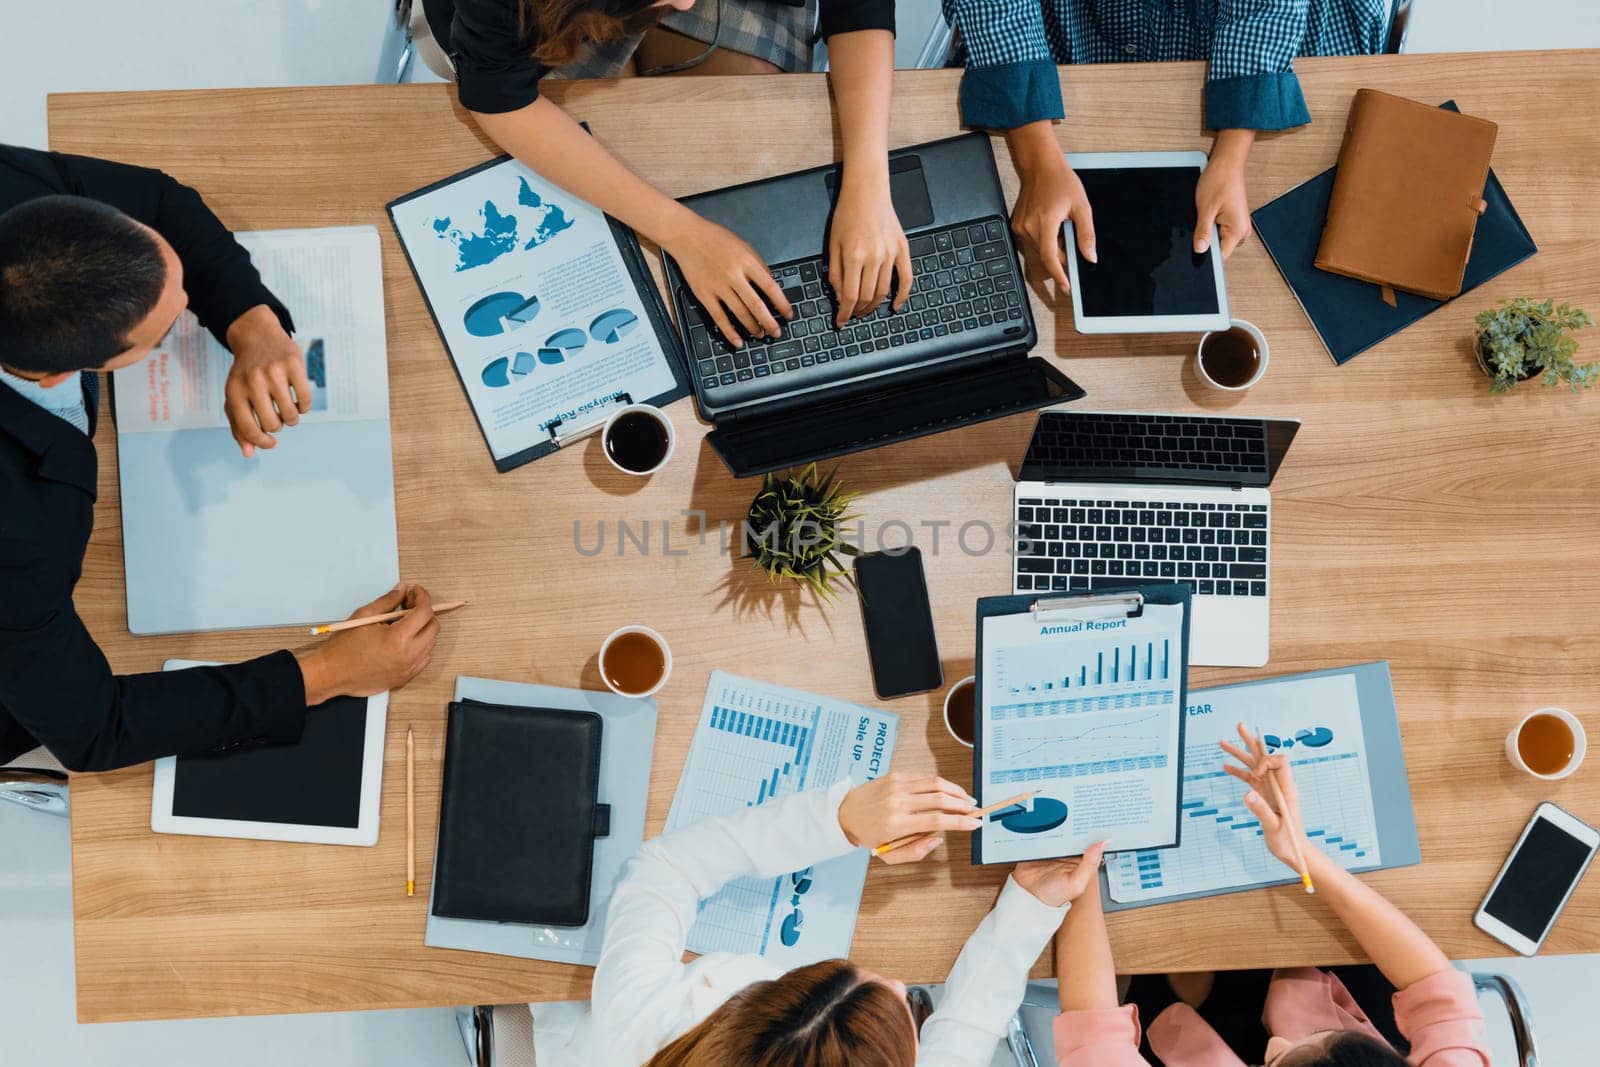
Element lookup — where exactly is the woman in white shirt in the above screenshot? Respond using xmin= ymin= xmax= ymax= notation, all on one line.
xmin=541 ymin=771 xmax=1107 ymax=1065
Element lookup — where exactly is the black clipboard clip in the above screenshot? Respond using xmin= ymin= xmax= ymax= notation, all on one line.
xmin=1030 ymin=591 xmax=1146 ymax=622
xmin=547 ymin=391 xmax=633 ymax=450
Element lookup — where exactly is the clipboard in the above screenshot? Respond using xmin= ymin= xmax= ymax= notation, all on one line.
xmin=1098 ymin=661 xmax=1421 ymax=910
xmin=972 ymin=582 xmax=1192 ymax=865
xmin=386 ymin=144 xmax=690 ymax=473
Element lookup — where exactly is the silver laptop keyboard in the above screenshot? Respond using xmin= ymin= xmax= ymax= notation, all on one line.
xmin=1014 ymin=497 xmax=1270 ymax=597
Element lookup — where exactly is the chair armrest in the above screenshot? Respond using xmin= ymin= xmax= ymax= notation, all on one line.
xmin=1472 ymin=971 xmax=1539 ymax=1067
xmin=0 ymin=767 xmax=69 ymax=818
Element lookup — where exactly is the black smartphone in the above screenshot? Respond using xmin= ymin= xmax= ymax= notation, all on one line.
xmin=853 ymin=547 xmax=943 ymax=699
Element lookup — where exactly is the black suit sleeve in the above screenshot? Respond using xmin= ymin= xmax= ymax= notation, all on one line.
xmin=818 ymin=0 xmax=896 ymax=38
xmin=0 ymin=575 xmax=307 ymax=772
xmin=36 ymin=148 xmax=294 ymax=347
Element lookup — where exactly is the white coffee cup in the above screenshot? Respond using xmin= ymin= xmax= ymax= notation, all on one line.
xmin=599 ymin=625 xmax=673 ymax=698
xmin=1196 ymin=318 xmax=1270 ymax=391
xmin=600 ymin=403 xmax=676 ymax=476
xmin=1505 ymin=707 xmax=1587 ymax=780
xmin=943 ymin=675 xmax=977 ymax=749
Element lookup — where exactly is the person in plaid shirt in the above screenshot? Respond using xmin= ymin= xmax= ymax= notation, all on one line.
xmin=942 ymin=0 xmax=1389 ymax=290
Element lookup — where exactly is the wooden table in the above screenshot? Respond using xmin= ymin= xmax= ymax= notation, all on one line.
xmin=50 ymin=51 xmax=1600 ymax=1023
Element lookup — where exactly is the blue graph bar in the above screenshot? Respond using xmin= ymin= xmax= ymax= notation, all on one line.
xmin=756 ymin=781 xmax=766 ymax=803
xmin=1080 ymin=665 xmax=1087 ymax=686
xmin=1113 ymin=647 xmax=1119 ymax=682
xmin=1146 ymin=642 xmax=1153 ymax=681
xmin=769 ymin=768 xmax=779 ymax=795
xmin=1096 ymin=652 xmax=1103 ymax=685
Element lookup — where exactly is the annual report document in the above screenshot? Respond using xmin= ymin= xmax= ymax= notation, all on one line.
xmin=665 ymin=672 xmax=898 ymax=969
xmin=976 ymin=601 xmax=1186 ymax=862
xmin=388 ymin=156 xmax=683 ymax=470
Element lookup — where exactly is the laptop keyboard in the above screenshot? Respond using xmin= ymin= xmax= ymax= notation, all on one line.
xmin=1026 ymin=412 xmax=1271 ymax=475
xmin=682 ymin=217 xmax=1027 ymax=399
xmin=1014 ymin=497 xmax=1270 ymax=598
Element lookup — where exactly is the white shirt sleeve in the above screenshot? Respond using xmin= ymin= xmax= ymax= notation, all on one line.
xmin=916 ymin=877 xmax=1068 ymax=1066
xmin=588 ymin=778 xmax=858 ymax=1066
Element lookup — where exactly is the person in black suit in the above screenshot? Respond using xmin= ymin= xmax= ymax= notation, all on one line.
xmin=0 ymin=145 xmax=439 ymax=772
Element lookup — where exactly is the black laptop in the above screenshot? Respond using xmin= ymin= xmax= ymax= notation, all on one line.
xmin=663 ymin=133 xmax=1085 ymax=477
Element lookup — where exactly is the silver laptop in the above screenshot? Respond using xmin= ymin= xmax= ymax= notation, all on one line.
xmin=1012 ymin=410 xmax=1300 ymax=667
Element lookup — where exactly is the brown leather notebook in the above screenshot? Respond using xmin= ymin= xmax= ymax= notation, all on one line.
xmin=1315 ymin=89 xmax=1498 ymax=302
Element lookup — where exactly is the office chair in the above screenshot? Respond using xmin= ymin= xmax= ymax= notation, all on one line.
xmin=0 ymin=766 xmax=68 ymax=818
xmin=458 ymin=1003 xmax=535 ymax=1066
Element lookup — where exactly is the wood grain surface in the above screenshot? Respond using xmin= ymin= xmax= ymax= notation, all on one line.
xmin=47 ymin=51 xmax=1600 ymax=1023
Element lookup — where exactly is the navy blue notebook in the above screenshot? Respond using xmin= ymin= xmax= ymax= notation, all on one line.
xmin=1252 ymin=102 xmax=1537 ymax=365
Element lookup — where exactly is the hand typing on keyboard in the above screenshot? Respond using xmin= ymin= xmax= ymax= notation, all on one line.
xmin=665 ymin=214 xmax=793 ymax=348
xmin=828 ymin=174 xmax=913 ymax=326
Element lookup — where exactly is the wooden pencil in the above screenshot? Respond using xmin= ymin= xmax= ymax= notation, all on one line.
xmin=310 ymin=600 xmax=467 ymax=636
xmin=872 ymin=790 xmax=1037 ymax=857
xmin=1266 ymin=766 xmax=1315 ymax=894
xmin=406 ymin=727 xmax=416 ymax=898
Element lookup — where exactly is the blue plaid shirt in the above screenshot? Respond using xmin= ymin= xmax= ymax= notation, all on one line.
xmin=944 ymin=0 xmax=1390 ymax=132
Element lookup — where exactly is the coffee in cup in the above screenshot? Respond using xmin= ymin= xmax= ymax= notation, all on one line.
xmin=602 ymin=404 xmax=675 ymax=476
xmin=943 ymin=675 xmax=977 ymax=749
xmin=600 ymin=625 xmax=672 ymax=698
xmin=1197 ymin=318 xmax=1269 ymax=391
xmin=1506 ymin=707 xmax=1587 ymax=780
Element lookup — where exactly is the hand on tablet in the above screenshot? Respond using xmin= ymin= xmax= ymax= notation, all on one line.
xmin=1195 ymin=129 xmax=1256 ymax=259
xmin=1005 ymin=122 xmax=1096 ymax=295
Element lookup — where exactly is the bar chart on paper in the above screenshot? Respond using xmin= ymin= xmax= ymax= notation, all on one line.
xmin=666 ymin=672 xmax=897 ymax=966
xmin=976 ymin=599 xmax=1187 ymax=861
xmin=1107 ymin=672 xmax=1383 ymax=904
xmin=986 ymin=635 xmax=1178 ymax=787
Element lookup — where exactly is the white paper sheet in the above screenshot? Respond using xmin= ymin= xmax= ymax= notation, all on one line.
xmin=114 ymin=227 xmax=388 ymax=432
xmin=665 ymin=671 xmax=898 ymax=968
xmin=978 ymin=602 xmax=1185 ymax=861
xmin=389 ymin=159 xmax=678 ymax=462
xmin=1106 ymin=672 xmax=1383 ymax=903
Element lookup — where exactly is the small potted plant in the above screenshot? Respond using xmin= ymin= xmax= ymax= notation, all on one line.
xmin=1474 ymin=298 xmax=1597 ymax=395
xmin=745 ymin=463 xmax=860 ymax=601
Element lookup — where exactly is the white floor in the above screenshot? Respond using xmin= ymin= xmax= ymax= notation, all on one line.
xmin=4 ymin=0 xmax=1599 ymax=1062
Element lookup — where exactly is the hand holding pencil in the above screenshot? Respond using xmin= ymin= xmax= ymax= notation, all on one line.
xmin=296 ymin=583 xmax=444 ymax=705
xmin=837 ymin=773 xmax=983 ymax=865
xmin=1220 ymin=722 xmax=1316 ymax=894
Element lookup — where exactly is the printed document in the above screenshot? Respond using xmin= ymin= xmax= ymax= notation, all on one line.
xmin=978 ymin=602 xmax=1185 ymax=861
xmin=666 ymin=672 xmax=898 ymax=968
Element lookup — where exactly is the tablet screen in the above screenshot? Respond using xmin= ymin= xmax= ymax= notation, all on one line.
xmin=170 ymin=695 xmax=367 ymax=828
xmin=1072 ymin=166 xmax=1219 ymax=318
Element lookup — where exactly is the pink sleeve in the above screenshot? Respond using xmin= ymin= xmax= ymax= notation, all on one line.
xmin=1394 ymin=969 xmax=1492 ymax=1067
xmin=1052 ymin=1005 xmax=1148 ymax=1067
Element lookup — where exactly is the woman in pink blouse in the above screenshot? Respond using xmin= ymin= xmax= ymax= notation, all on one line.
xmin=1052 ymin=724 xmax=1492 ymax=1067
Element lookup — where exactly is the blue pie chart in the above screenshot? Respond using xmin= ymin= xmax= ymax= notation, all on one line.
xmin=481 ymin=356 xmax=510 ymax=388
xmin=539 ymin=327 xmax=588 ymax=365
xmin=590 ymin=307 xmax=639 ymax=344
xmin=1296 ymin=727 xmax=1334 ymax=748
xmin=464 ymin=291 xmax=540 ymax=337
xmin=990 ymin=796 xmax=1069 ymax=835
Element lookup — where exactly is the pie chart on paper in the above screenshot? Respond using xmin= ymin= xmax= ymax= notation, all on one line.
xmin=464 ymin=291 xmax=540 ymax=337
xmin=990 ymin=796 xmax=1069 ymax=835
xmin=539 ymin=327 xmax=588 ymax=365
xmin=480 ymin=351 xmax=539 ymax=389
xmin=589 ymin=307 xmax=639 ymax=344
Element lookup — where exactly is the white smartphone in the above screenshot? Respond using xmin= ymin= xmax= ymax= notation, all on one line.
xmin=1474 ymin=802 xmax=1599 ymax=955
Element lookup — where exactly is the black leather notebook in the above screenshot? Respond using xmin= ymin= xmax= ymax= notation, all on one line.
xmin=432 ymin=699 xmax=611 ymax=926
xmin=1252 ymin=101 xmax=1537 ymax=366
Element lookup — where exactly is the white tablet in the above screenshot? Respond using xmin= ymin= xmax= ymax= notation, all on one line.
xmin=152 ymin=660 xmax=387 ymax=846
xmin=1063 ymin=151 xmax=1230 ymax=334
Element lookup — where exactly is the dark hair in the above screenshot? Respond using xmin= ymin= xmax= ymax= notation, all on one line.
xmin=647 ymin=959 xmax=917 ymax=1067
xmin=0 ymin=194 xmax=167 ymax=374
xmin=1297 ymin=1031 xmax=1411 ymax=1066
xmin=520 ymin=0 xmax=666 ymax=68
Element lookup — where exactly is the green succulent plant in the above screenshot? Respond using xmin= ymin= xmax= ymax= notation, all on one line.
xmin=1475 ymin=298 xmax=1596 ymax=395
xmin=745 ymin=464 xmax=860 ymax=600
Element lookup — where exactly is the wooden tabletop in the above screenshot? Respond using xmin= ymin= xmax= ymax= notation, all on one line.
xmin=50 ymin=51 xmax=1600 ymax=1023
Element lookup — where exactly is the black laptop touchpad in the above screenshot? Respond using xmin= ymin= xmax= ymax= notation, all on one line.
xmin=827 ymin=155 xmax=934 ymax=231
